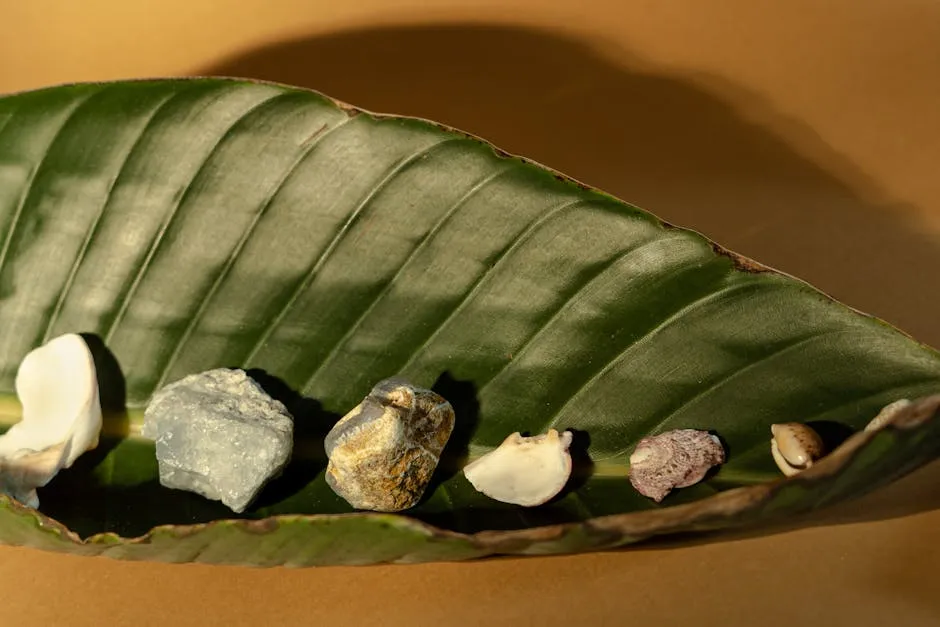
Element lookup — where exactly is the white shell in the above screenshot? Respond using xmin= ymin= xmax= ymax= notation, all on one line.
xmin=462 ymin=429 xmax=573 ymax=507
xmin=0 ymin=334 xmax=102 ymax=508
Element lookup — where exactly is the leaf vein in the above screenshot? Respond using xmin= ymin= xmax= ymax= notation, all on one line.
xmin=0 ymin=89 xmax=100 ymax=302
xmin=301 ymin=164 xmax=516 ymax=391
xmin=101 ymin=88 xmax=289 ymax=345
xmin=395 ymin=196 xmax=594 ymax=375
xmin=729 ymin=375 xmax=940 ymax=460
xmin=0 ymin=109 xmax=15 ymax=140
xmin=541 ymin=280 xmax=756 ymax=432
xmin=607 ymin=327 xmax=853 ymax=458
xmin=150 ymin=114 xmax=354 ymax=390
xmin=40 ymin=91 xmax=179 ymax=343
xmin=804 ymin=378 xmax=940 ymax=425
xmin=645 ymin=328 xmax=849 ymax=434
xmin=476 ymin=234 xmax=687 ymax=396
xmin=241 ymin=136 xmax=464 ymax=370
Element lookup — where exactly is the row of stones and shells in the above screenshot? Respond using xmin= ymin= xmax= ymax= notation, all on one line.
xmin=0 ymin=334 xmax=914 ymax=513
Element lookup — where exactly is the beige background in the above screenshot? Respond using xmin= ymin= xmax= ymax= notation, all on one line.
xmin=1 ymin=1 xmax=939 ymax=625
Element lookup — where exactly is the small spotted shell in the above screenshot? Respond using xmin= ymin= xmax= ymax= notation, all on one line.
xmin=628 ymin=429 xmax=726 ymax=502
xmin=770 ymin=423 xmax=825 ymax=476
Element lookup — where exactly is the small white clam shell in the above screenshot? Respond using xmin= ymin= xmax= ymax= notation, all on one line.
xmin=864 ymin=399 xmax=912 ymax=432
xmin=770 ymin=423 xmax=824 ymax=476
xmin=324 ymin=377 xmax=454 ymax=512
xmin=462 ymin=429 xmax=573 ymax=507
xmin=0 ymin=334 xmax=102 ymax=508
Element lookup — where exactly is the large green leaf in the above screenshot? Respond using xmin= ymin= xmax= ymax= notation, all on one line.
xmin=0 ymin=78 xmax=938 ymax=566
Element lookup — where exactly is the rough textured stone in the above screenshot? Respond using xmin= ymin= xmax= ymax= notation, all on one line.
xmin=141 ymin=368 xmax=294 ymax=513
xmin=628 ymin=429 xmax=726 ymax=502
xmin=324 ymin=378 xmax=454 ymax=512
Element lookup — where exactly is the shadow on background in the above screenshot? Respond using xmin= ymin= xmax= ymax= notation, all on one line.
xmin=241 ymin=368 xmax=340 ymax=510
xmin=200 ymin=23 xmax=940 ymax=351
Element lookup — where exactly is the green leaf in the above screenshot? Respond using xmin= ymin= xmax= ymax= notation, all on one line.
xmin=0 ymin=78 xmax=938 ymax=566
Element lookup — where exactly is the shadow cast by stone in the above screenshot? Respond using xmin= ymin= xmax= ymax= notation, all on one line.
xmin=77 ymin=480 xmax=236 ymax=539
xmin=420 ymin=371 xmax=480 ymax=505
xmin=80 ymin=333 xmax=129 ymax=427
xmin=417 ymin=502 xmax=586 ymax=535
xmin=550 ymin=428 xmax=593 ymax=504
xmin=241 ymin=368 xmax=341 ymax=510
xmin=44 ymin=366 xmax=346 ymax=538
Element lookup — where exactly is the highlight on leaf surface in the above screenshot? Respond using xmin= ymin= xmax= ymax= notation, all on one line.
xmin=0 ymin=77 xmax=937 ymax=567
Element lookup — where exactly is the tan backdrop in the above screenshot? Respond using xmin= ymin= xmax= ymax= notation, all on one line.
xmin=1 ymin=1 xmax=939 ymax=625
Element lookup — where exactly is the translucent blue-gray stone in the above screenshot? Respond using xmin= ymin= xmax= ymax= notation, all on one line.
xmin=141 ymin=368 xmax=294 ymax=513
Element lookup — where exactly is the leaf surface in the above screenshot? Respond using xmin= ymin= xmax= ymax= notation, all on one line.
xmin=0 ymin=79 xmax=938 ymax=565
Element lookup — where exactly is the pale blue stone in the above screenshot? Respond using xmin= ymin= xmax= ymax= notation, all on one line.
xmin=142 ymin=368 xmax=294 ymax=513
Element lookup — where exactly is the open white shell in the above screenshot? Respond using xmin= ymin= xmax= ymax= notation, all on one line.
xmin=0 ymin=333 xmax=102 ymax=508
xmin=462 ymin=429 xmax=573 ymax=507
